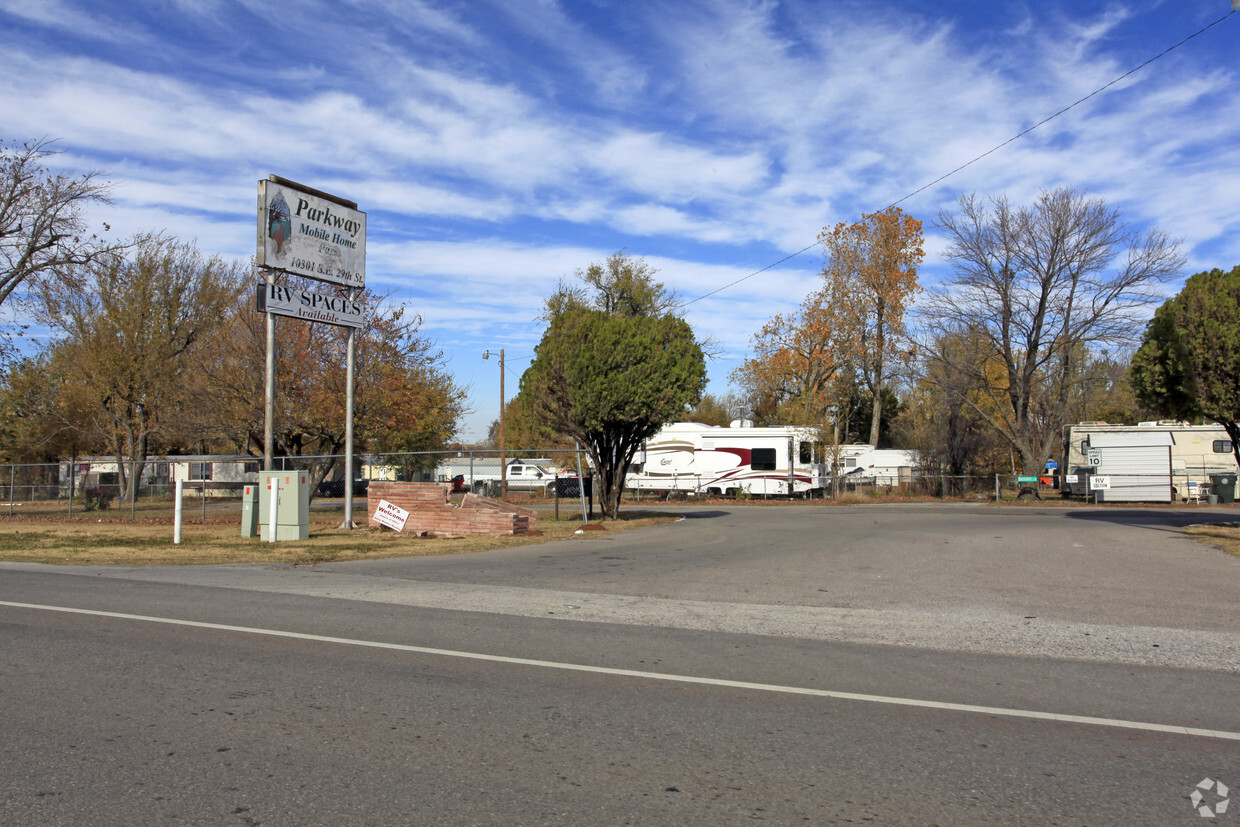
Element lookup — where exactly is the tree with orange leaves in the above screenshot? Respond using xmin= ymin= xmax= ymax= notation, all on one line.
xmin=731 ymin=286 xmax=847 ymax=427
xmin=818 ymin=206 xmax=924 ymax=446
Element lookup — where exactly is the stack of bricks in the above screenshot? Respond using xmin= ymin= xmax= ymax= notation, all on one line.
xmin=367 ymin=482 xmax=537 ymax=536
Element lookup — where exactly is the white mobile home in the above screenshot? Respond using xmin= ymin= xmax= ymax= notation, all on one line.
xmin=841 ymin=448 xmax=920 ymax=488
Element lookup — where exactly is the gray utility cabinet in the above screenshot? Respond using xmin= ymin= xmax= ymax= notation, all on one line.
xmin=240 ymin=483 xmax=261 ymax=537
xmin=257 ymin=471 xmax=310 ymax=541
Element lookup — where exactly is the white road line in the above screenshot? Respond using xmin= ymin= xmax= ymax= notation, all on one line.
xmin=4 ymin=599 xmax=1239 ymax=743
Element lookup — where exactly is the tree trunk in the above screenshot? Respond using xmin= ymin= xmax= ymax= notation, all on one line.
xmin=869 ymin=387 xmax=882 ymax=446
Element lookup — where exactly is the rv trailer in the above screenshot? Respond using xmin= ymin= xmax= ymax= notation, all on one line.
xmin=624 ymin=421 xmax=913 ymax=497
xmin=1062 ymin=421 xmax=1238 ymax=502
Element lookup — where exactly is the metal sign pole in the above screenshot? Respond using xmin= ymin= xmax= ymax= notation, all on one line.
xmin=339 ymin=297 xmax=357 ymax=529
xmin=264 ymin=302 xmax=275 ymax=472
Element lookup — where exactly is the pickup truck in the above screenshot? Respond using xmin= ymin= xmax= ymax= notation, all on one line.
xmin=465 ymin=462 xmax=557 ymax=495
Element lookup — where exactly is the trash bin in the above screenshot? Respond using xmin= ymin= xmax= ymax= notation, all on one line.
xmin=1209 ymin=473 xmax=1236 ymax=504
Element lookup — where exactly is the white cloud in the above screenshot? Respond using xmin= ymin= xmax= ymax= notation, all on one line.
xmin=4 ymin=0 xmax=1239 ymax=442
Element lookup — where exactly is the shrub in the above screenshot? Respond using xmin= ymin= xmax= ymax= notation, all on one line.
xmin=82 ymin=487 xmax=115 ymax=511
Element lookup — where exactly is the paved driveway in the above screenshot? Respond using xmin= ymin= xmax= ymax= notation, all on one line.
xmin=12 ymin=502 xmax=1238 ymax=671
xmin=325 ymin=503 xmax=1240 ymax=631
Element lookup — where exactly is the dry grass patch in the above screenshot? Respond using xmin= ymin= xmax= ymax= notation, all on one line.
xmin=0 ymin=511 xmax=678 ymax=566
xmin=1183 ymin=523 xmax=1240 ymax=559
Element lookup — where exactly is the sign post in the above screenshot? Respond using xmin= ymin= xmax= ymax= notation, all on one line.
xmin=256 ymin=175 xmax=366 ymax=528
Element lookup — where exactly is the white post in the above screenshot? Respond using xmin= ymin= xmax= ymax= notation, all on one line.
xmin=268 ymin=477 xmax=279 ymax=543
xmin=173 ymin=479 xmax=184 ymax=544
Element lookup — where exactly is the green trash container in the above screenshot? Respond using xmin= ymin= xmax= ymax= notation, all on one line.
xmin=1209 ymin=473 xmax=1236 ymax=504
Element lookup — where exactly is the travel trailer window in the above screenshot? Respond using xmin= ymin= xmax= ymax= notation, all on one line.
xmin=799 ymin=441 xmax=824 ymax=464
xmin=752 ymin=448 xmax=776 ymax=471
xmin=189 ymin=462 xmax=212 ymax=480
xmin=1214 ymin=440 xmax=1233 ymax=454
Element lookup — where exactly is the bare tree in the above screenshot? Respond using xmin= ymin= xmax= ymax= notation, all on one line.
xmin=917 ymin=187 xmax=1184 ymax=474
xmin=1 ymin=138 xmax=118 ymax=308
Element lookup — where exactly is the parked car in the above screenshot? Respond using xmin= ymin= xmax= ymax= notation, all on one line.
xmin=315 ymin=479 xmax=369 ymax=498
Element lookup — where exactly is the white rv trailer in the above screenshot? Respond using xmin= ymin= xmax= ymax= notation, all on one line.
xmin=1061 ymin=421 xmax=1238 ymax=502
xmin=624 ymin=421 xmax=917 ymax=497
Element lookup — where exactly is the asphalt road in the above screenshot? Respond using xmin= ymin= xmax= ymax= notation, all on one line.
xmin=2 ymin=503 xmax=1238 ymax=825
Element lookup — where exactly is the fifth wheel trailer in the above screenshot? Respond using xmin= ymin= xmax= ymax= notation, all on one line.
xmin=625 ymin=421 xmax=918 ymax=497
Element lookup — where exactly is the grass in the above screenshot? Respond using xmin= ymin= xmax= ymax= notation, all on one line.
xmin=0 ymin=509 xmax=678 ymax=566
xmin=1183 ymin=523 xmax=1240 ymax=559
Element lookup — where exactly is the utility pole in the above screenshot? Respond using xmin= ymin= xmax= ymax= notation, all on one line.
xmin=484 ymin=348 xmax=506 ymax=498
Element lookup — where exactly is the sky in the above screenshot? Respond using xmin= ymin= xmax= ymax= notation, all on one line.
xmin=1 ymin=0 xmax=1238 ymax=443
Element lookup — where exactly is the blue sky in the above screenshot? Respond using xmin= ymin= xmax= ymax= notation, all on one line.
xmin=2 ymin=0 xmax=1238 ymax=443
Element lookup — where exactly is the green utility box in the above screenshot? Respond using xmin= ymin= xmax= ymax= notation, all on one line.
xmin=258 ymin=471 xmax=310 ymax=541
xmin=240 ymin=483 xmax=260 ymax=537
xmin=1210 ymin=473 xmax=1237 ymax=504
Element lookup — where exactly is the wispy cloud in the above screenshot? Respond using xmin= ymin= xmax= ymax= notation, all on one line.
xmin=2 ymin=0 xmax=1237 ymax=439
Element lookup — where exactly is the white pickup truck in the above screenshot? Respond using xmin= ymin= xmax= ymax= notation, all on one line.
xmin=464 ymin=462 xmax=557 ymax=495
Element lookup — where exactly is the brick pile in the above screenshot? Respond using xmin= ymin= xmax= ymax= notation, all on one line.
xmin=367 ymin=482 xmax=537 ymax=536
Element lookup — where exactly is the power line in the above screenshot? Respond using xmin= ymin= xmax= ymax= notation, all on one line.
xmin=677 ymin=9 xmax=1235 ymax=310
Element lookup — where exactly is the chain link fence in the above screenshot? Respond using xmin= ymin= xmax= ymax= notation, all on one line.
xmin=3 ymin=454 xmax=1230 ymax=521
xmin=0 ymin=449 xmax=597 ymax=522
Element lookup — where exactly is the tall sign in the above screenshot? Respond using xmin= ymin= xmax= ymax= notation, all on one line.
xmin=257 ymin=178 xmax=366 ymax=288
xmin=256 ymin=175 xmax=366 ymax=529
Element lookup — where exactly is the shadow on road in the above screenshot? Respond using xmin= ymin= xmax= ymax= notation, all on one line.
xmin=1062 ymin=507 xmax=1239 ymax=533
xmin=676 ymin=510 xmax=731 ymax=520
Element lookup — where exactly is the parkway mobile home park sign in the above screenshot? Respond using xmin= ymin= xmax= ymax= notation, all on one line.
xmin=256 ymin=177 xmax=366 ymax=288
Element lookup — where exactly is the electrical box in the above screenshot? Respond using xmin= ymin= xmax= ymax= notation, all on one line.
xmin=258 ymin=471 xmax=310 ymax=541
xmin=240 ymin=483 xmax=260 ymax=537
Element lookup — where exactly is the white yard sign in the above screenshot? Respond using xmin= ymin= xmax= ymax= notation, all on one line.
xmin=1089 ymin=476 xmax=1112 ymax=491
xmin=373 ymin=499 xmax=409 ymax=532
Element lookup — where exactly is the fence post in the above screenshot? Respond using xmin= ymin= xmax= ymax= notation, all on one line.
xmin=131 ymin=459 xmax=137 ymax=522
xmin=574 ymin=443 xmax=587 ymax=523
xmin=7 ymin=464 xmax=13 ymax=519
xmin=995 ymin=474 xmax=1000 ymax=501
